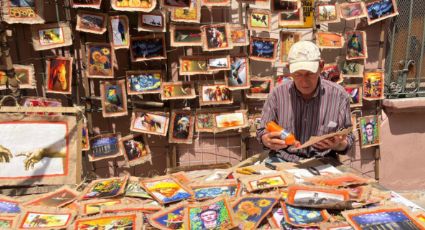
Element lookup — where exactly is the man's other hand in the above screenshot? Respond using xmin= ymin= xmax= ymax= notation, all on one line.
xmin=262 ymin=132 xmax=288 ymax=151
xmin=313 ymin=134 xmax=348 ymax=151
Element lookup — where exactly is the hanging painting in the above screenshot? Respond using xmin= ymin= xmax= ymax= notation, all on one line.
xmin=126 ymin=70 xmax=162 ymax=95
xmin=71 ymin=0 xmax=102 ymax=8
xmin=201 ymin=24 xmax=233 ymax=52
xmin=80 ymin=176 xmax=128 ymax=200
xmin=0 ymin=64 xmax=36 ymax=90
xmin=179 ymin=56 xmax=210 ymax=75
xmin=250 ymin=37 xmax=278 ymax=62
xmin=130 ymin=34 xmax=167 ymax=62
xmin=199 ymin=84 xmax=233 ymax=106
xmin=140 ymin=175 xmax=194 ymax=205
xmin=195 ymin=110 xmax=217 ymax=133
xmin=2 ymin=0 xmax=45 ymax=24
xmin=89 ymin=133 xmax=121 ymax=162
xmin=170 ymin=0 xmax=201 ymax=23
xmin=346 ymin=31 xmax=368 ymax=60
xmin=316 ymin=3 xmax=340 ymax=23
xmin=22 ymin=186 xmax=79 ymax=208
xmin=366 ymin=0 xmax=399 ymax=25
xmin=316 ymin=32 xmax=344 ymax=49
xmin=76 ymin=11 xmax=107 ymax=34
xmin=161 ymin=81 xmax=197 ymax=100
xmin=232 ymin=195 xmax=279 ymax=229
xmin=31 ymin=22 xmax=72 ymax=51
xmin=138 ymin=10 xmax=166 ymax=32
xmin=320 ymin=63 xmax=342 ymax=84
xmin=130 ymin=110 xmax=170 ymax=136
xmin=272 ymin=0 xmax=300 ymax=13
xmin=111 ymin=0 xmax=156 ymax=12
xmin=207 ymin=55 xmax=231 ymax=72
xmin=246 ymin=77 xmax=274 ymax=99
xmin=108 ymin=15 xmax=130 ymax=50
xmin=341 ymin=60 xmax=365 ymax=78
xmin=71 ymin=213 xmax=143 ymax=229
xmin=344 ymin=84 xmax=363 ymax=108
xmin=339 ymin=2 xmax=367 ymax=20
xmin=248 ymin=9 xmax=272 ymax=32
xmin=46 ymin=57 xmax=73 ymax=95
xmin=86 ymin=43 xmax=114 ymax=78
xmin=17 ymin=208 xmax=76 ymax=230
xmin=282 ymin=0 xmax=314 ymax=28
xmin=363 ymin=70 xmax=384 ymax=100
xmin=169 ymin=110 xmax=194 ymax=144
xmin=170 ymin=24 xmax=202 ymax=47
xmin=119 ymin=134 xmax=152 ymax=167
xmin=280 ymin=31 xmax=301 ymax=64
xmin=229 ymin=24 xmax=249 ymax=47
xmin=279 ymin=7 xmax=304 ymax=27
xmin=359 ymin=115 xmax=381 ymax=149
xmin=149 ymin=201 xmax=187 ymax=230
xmin=100 ymin=80 xmax=128 ymax=118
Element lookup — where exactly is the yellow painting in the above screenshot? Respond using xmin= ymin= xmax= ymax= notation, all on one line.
xmin=85 ymin=200 xmax=121 ymax=215
xmin=75 ymin=215 xmax=137 ymax=229
xmin=21 ymin=213 xmax=71 ymax=228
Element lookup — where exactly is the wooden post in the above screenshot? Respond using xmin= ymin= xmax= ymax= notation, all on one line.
xmin=0 ymin=23 xmax=19 ymax=98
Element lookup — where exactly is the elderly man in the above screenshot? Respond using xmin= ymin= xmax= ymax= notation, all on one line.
xmin=257 ymin=41 xmax=354 ymax=162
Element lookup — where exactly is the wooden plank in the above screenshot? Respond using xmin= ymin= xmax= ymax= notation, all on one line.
xmin=0 ymin=105 xmax=84 ymax=113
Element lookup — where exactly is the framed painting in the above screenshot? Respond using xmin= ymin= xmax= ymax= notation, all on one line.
xmin=280 ymin=31 xmax=301 ymax=64
xmin=240 ymin=173 xmax=294 ymax=192
xmin=108 ymin=15 xmax=130 ymax=50
xmin=149 ymin=201 xmax=187 ymax=230
xmin=17 ymin=208 xmax=76 ymax=230
xmin=82 ymin=125 xmax=90 ymax=151
xmin=179 ymin=56 xmax=210 ymax=75
xmin=126 ymin=70 xmax=162 ymax=95
xmin=282 ymin=0 xmax=314 ymax=28
xmin=279 ymin=7 xmax=304 ymax=27
xmin=199 ymin=84 xmax=233 ymax=106
xmin=0 ymin=64 xmax=36 ymax=90
xmin=359 ymin=115 xmax=380 ymax=149
xmin=20 ymin=97 xmax=62 ymax=116
xmin=31 ymin=22 xmax=72 ymax=51
xmin=250 ymin=37 xmax=278 ymax=62
xmin=71 ymin=0 xmax=102 ymax=8
xmin=341 ymin=60 xmax=365 ymax=78
xmin=0 ymin=195 xmax=21 ymax=215
xmin=71 ymin=213 xmax=143 ymax=230
xmin=339 ymin=2 xmax=367 ymax=20
xmin=169 ymin=110 xmax=195 ymax=144
xmin=46 ymin=57 xmax=73 ymax=95
xmin=246 ymin=77 xmax=274 ymax=99
xmin=170 ymin=0 xmax=201 ymax=23
xmin=101 ymin=203 xmax=161 ymax=214
xmin=78 ymin=199 xmax=122 ymax=215
xmin=86 ymin=42 xmax=114 ymax=78
xmin=0 ymin=214 xmax=19 ymax=229
xmin=286 ymin=185 xmax=350 ymax=208
xmin=342 ymin=206 xmax=425 ymax=230
xmin=195 ymin=109 xmax=217 ymax=133
xmin=248 ymin=113 xmax=262 ymax=137
xmin=363 ymin=70 xmax=384 ymax=100
xmin=125 ymin=176 xmax=152 ymax=199
xmin=207 ymin=55 xmax=231 ymax=72
xmin=346 ymin=31 xmax=368 ymax=60
xmin=232 ymin=195 xmax=279 ymax=229
xmin=170 ymin=24 xmax=202 ymax=47
xmin=140 ymin=175 xmax=194 ymax=205
xmin=111 ymin=0 xmax=156 ymax=12
xmin=22 ymin=186 xmax=79 ymax=208
xmin=76 ymin=11 xmax=107 ymax=34
xmin=89 ymin=133 xmax=121 ymax=162
xmin=248 ymin=9 xmax=271 ymax=32
xmin=201 ymin=0 xmax=230 ymax=7
xmin=320 ymin=63 xmax=342 ymax=84
xmin=130 ymin=34 xmax=167 ymax=62
xmin=81 ymin=176 xmax=128 ymax=200
xmin=161 ymin=81 xmax=197 ymax=100
xmin=226 ymin=56 xmax=250 ymax=90
xmin=316 ymin=3 xmax=340 ymax=23
xmin=229 ymin=24 xmax=249 ymax=47
xmin=0 ymin=115 xmax=80 ymax=186
xmin=130 ymin=110 xmax=170 ymax=136
xmin=267 ymin=207 xmax=284 ymax=229
xmin=161 ymin=0 xmax=191 ymax=8
xmin=191 ymin=181 xmax=239 ymax=200
xmin=272 ymin=0 xmax=300 ymax=13
xmin=138 ymin=10 xmax=166 ymax=32
xmin=344 ymin=84 xmax=363 ymax=108
xmin=2 ymin=0 xmax=44 ymax=24
xmin=366 ymin=0 xmax=399 ymax=25
xmin=281 ymin=202 xmax=330 ymax=228
xmin=119 ymin=134 xmax=151 ymax=167
xmin=201 ymin=24 xmax=233 ymax=52
xmin=100 ymin=80 xmax=128 ymax=118
xmin=304 ymin=173 xmax=371 ymax=188
xmin=316 ymin=32 xmax=344 ymax=49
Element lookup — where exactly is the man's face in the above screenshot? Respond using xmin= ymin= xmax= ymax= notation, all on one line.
xmin=292 ymin=70 xmax=320 ymax=97
xmin=200 ymin=210 xmax=217 ymax=222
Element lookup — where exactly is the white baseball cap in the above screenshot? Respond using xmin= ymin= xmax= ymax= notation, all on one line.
xmin=288 ymin=41 xmax=321 ymax=74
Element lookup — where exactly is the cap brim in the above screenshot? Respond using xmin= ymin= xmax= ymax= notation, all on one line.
xmin=289 ymin=61 xmax=319 ymax=74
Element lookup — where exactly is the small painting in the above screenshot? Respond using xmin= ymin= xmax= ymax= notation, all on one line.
xmin=0 ymin=215 xmax=18 ymax=229
xmin=363 ymin=70 xmax=384 ymax=100
xmin=3 ymin=0 xmax=45 ymax=24
xmin=346 ymin=31 xmax=368 ymax=60
xmin=126 ymin=70 xmax=162 ymax=95
xmin=89 ymin=133 xmax=121 ymax=162
xmin=46 ymin=57 xmax=73 ymax=95
xmin=119 ymin=134 xmax=151 ymax=167
xmin=246 ymin=77 xmax=274 ymax=99
xmin=208 ymin=55 xmax=231 ymax=72
xmin=179 ymin=57 xmax=210 ymax=75
xmin=162 ymin=0 xmax=191 ymax=8
xmin=316 ymin=32 xmax=344 ymax=49
xmin=169 ymin=110 xmax=194 ymax=144
xmin=215 ymin=111 xmax=247 ymax=131
xmin=20 ymin=97 xmax=62 ymax=116
xmin=0 ymin=195 xmax=20 ymax=214
xmin=267 ymin=208 xmax=284 ymax=229
xmin=366 ymin=0 xmax=399 ymax=25
xmin=161 ymin=81 xmax=197 ymax=100
xmin=131 ymin=34 xmax=167 ymax=62
xmin=18 ymin=209 xmax=75 ymax=230
xmin=170 ymin=24 xmax=202 ymax=47
xmin=138 ymin=10 xmax=166 ymax=32
xmin=359 ymin=115 xmax=380 ymax=149
xmin=82 ymin=125 xmax=90 ymax=151
xmin=149 ymin=202 xmax=186 ymax=230
xmin=100 ymin=80 xmax=128 ymax=117
xmin=199 ymin=84 xmax=233 ymax=106
xmin=86 ymin=43 xmax=114 ymax=78
xmin=248 ymin=9 xmax=271 ymax=32
xmin=201 ymin=0 xmax=230 ymax=7
xmin=111 ymin=0 xmax=156 ymax=12
xmin=170 ymin=0 xmax=201 ymax=23
xmin=81 ymin=176 xmax=128 ymax=200
xmin=184 ymin=196 xmax=237 ymax=230
xmin=242 ymin=173 xmax=292 ymax=192
xmin=201 ymin=24 xmax=232 ymax=52
xmin=76 ymin=11 xmax=107 ymax=34
xmin=316 ymin=4 xmax=340 ymax=23
xmin=130 ymin=110 xmax=170 ymax=136
xmin=31 ymin=22 xmax=72 ymax=51
xmin=344 ymin=84 xmax=363 ymax=108
xmin=125 ymin=177 xmax=152 ymax=199
xmin=341 ymin=60 xmax=364 ymax=78
xmin=71 ymin=0 xmax=102 ymax=8
xmin=79 ymin=199 xmax=122 ymax=215
xmin=229 ymin=24 xmax=249 ymax=47
xmin=280 ymin=32 xmax=301 ymax=64
xmin=233 ymin=196 xmax=279 ymax=229
xmin=248 ymin=113 xmax=262 ymax=137
xmin=279 ymin=8 xmax=304 ymax=26
xmin=339 ymin=2 xmax=367 ymax=20
xmin=22 ymin=186 xmax=79 ymax=208
xmin=281 ymin=202 xmax=330 ymax=227
xmin=109 ymin=15 xmax=129 ymax=49
xmin=286 ymin=185 xmax=350 ymax=208
xmin=140 ymin=175 xmax=193 ymax=205
xmin=320 ymin=64 xmax=342 ymax=84
xmin=0 ymin=64 xmax=35 ymax=90
xmin=195 ymin=110 xmax=216 ymax=133
xmin=192 ymin=182 xmax=239 ymax=200
xmin=250 ymin=37 xmax=278 ymax=62
xmin=272 ymin=0 xmax=300 ymax=13
xmin=72 ymin=213 xmax=142 ymax=229
xmin=227 ymin=56 xmax=250 ymax=90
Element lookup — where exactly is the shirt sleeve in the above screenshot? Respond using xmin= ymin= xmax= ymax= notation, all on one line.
xmin=256 ymin=90 xmax=278 ymax=146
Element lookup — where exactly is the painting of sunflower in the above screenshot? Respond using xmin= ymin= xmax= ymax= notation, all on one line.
xmin=233 ymin=197 xmax=278 ymax=229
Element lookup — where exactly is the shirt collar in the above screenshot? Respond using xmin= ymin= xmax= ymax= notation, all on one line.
xmin=293 ymin=78 xmax=323 ymax=99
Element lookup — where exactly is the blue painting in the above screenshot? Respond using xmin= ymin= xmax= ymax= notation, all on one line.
xmin=194 ymin=186 xmax=237 ymax=200
xmin=131 ymin=37 xmax=165 ymax=60
xmin=91 ymin=134 xmax=119 ymax=158
xmin=128 ymin=72 xmax=161 ymax=93
xmin=233 ymin=197 xmax=278 ymax=229
xmin=144 ymin=178 xmax=192 ymax=204
xmin=0 ymin=200 xmax=20 ymax=213
xmin=10 ymin=0 xmax=34 ymax=7
xmin=283 ymin=204 xmax=325 ymax=226
xmin=367 ymin=0 xmax=395 ymax=21
xmin=351 ymin=211 xmax=422 ymax=230
xmin=152 ymin=207 xmax=184 ymax=229
xmin=251 ymin=39 xmax=276 ymax=59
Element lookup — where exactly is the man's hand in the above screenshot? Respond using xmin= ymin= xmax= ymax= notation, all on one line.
xmin=0 ymin=145 xmax=13 ymax=163
xmin=313 ymin=134 xmax=348 ymax=152
xmin=261 ymin=132 xmax=288 ymax=151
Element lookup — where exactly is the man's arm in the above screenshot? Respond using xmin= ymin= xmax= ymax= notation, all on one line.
xmin=256 ymin=91 xmax=278 ymax=146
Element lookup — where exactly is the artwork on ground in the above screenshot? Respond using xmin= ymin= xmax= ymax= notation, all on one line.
xmin=46 ymin=57 xmax=73 ymax=94
xmin=22 ymin=186 xmax=79 ymax=207
xmin=79 ymin=199 xmax=122 ymax=215
xmin=130 ymin=111 xmax=170 ymax=136
xmin=71 ymin=0 xmax=102 ymax=8
xmin=232 ymin=196 xmax=279 ymax=229
xmin=359 ymin=115 xmax=380 ymax=149
xmin=281 ymin=202 xmax=330 ymax=227
xmin=149 ymin=202 xmax=187 ymax=230
xmin=141 ymin=176 xmax=193 ymax=205
xmin=192 ymin=182 xmax=239 ymax=200
xmin=286 ymin=185 xmax=350 ymax=208
xmin=86 ymin=43 xmax=114 ymax=78
xmin=100 ymin=80 xmax=128 ymax=118
xmin=72 ymin=213 xmax=142 ymax=229
xmin=81 ymin=176 xmax=128 ymax=200
xmin=125 ymin=177 xmax=152 ymax=199
xmin=17 ymin=208 xmax=75 ymax=230
xmin=0 ymin=195 xmax=20 ymax=214
xmin=76 ymin=11 xmax=107 ymax=34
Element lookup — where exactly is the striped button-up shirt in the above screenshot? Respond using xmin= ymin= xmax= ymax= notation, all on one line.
xmin=256 ymin=78 xmax=354 ymax=162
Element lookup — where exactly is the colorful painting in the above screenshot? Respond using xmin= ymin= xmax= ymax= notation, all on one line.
xmin=248 ymin=9 xmax=271 ymax=32
xmin=131 ymin=34 xmax=167 ymax=61
xmin=282 ymin=0 xmax=315 ymax=28
xmin=268 ymin=208 xmax=284 ymax=229
xmin=170 ymin=25 xmax=202 ymax=47
xmin=192 ymin=182 xmax=238 ymax=200
xmin=162 ymin=0 xmax=191 ymax=8
xmin=366 ymin=0 xmax=399 ymax=25
xmin=89 ymin=133 xmax=121 ymax=162
xmin=80 ymin=199 xmax=122 ymax=215
xmin=0 ymin=64 xmax=35 ymax=90
xmin=170 ymin=0 xmax=201 ymax=23
xmin=233 ymin=196 xmax=278 ymax=229
xmin=359 ymin=115 xmax=380 ymax=149
xmin=130 ymin=111 xmax=170 ymax=136
xmin=21 ymin=97 xmax=62 ymax=116
xmin=76 ymin=11 xmax=107 ymax=34
xmin=341 ymin=60 xmax=364 ymax=78
xmin=82 ymin=126 xmax=90 ymax=151
xmin=111 ymin=0 xmax=156 ymax=12
xmin=138 ymin=11 xmax=165 ymax=32
xmin=227 ymin=56 xmax=250 ymax=90
xmin=250 ymin=37 xmax=278 ymax=62
xmin=287 ymin=185 xmax=350 ymax=208
xmin=109 ymin=15 xmax=129 ymax=49
xmin=169 ymin=110 xmax=194 ymax=144
xmin=344 ymin=85 xmax=363 ymax=108
xmin=317 ymin=4 xmax=340 ymax=23
xmin=246 ymin=77 xmax=274 ymax=99
xmin=281 ymin=202 xmax=330 ymax=227
xmin=46 ymin=57 xmax=73 ymax=94
xmin=201 ymin=24 xmax=232 ymax=51
xmin=179 ymin=57 xmax=210 ymax=75
xmin=149 ymin=202 xmax=186 ymax=230
xmin=126 ymin=70 xmax=162 ymax=95
xmin=339 ymin=2 xmax=367 ymax=20
xmin=363 ymin=70 xmax=384 ymax=100
xmin=199 ymin=84 xmax=233 ymax=106
xmin=0 ymin=196 xmax=20 ymax=214
xmin=31 ymin=22 xmax=72 ymax=51
xmin=120 ymin=134 xmax=151 ymax=167
xmin=125 ymin=177 xmax=152 ymax=199
xmin=280 ymin=32 xmax=300 ymax=64
xmin=81 ymin=176 xmax=128 ymax=200
xmin=0 ymin=215 xmax=18 ymax=229
xmin=3 ymin=0 xmax=44 ymax=24
xmin=208 ymin=56 xmax=231 ymax=71
xmin=305 ymin=173 xmax=371 ymax=188
xmin=272 ymin=0 xmax=300 ymax=12
xmin=316 ymin=32 xmax=344 ymax=49
xmin=22 ymin=186 xmax=79 ymax=207
xmin=243 ymin=174 xmax=291 ymax=192
xmin=279 ymin=8 xmax=304 ymax=27
xmin=18 ymin=210 xmax=74 ymax=229
xmin=141 ymin=176 xmax=193 ymax=205
xmin=346 ymin=31 xmax=368 ymax=60
xmin=320 ymin=64 xmax=342 ymax=84
xmin=86 ymin=43 xmax=114 ymax=78
xmin=101 ymin=203 xmax=161 ymax=214
xmin=248 ymin=113 xmax=262 ymax=137
xmin=229 ymin=25 xmax=249 ymax=46
xmin=71 ymin=0 xmax=102 ymax=8
xmin=100 ymin=80 xmax=128 ymax=117
xmin=72 ymin=213 xmax=142 ymax=230
xmin=161 ymin=82 xmax=197 ymax=100
xmin=195 ymin=111 xmax=216 ymax=133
